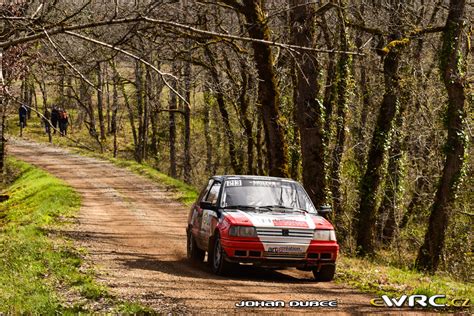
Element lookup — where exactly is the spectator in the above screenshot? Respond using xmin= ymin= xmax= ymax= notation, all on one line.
xmin=51 ymin=107 xmax=59 ymax=133
xmin=43 ymin=109 xmax=51 ymax=134
xmin=58 ymin=109 xmax=69 ymax=136
xmin=18 ymin=104 xmax=28 ymax=128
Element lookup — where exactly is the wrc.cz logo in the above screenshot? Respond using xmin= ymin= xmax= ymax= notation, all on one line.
xmin=370 ymin=295 xmax=471 ymax=308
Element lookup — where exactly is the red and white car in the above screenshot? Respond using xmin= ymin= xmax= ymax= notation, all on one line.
xmin=186 ymin=175 xmax=339 ymax=281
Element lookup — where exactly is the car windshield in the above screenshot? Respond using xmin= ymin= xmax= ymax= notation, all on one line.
xmin=221 ymin=179 xmax=316 ymax=213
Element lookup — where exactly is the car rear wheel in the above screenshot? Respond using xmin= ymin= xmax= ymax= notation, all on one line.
xmin=187 ymin=230 xmax=205 ymax=262
xmin=313 ymin=264 xmax=335 ymax=282
xmin=210 ymin=234 xmax=234 ymax=275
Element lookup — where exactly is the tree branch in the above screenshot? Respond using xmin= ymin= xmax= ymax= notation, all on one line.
xmin=1 ymin=16 xmax=364 ymax=55
xmin=42 ymin=28 xmax=98 ymax=91
xmin=63 ymin=30 xmax=190 ymax=108
xmin=140 ymin=16 xmax=364 ymax=55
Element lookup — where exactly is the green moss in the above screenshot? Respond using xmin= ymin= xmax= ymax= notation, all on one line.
xmin=380 ymin=38 xmax=410 ymax=54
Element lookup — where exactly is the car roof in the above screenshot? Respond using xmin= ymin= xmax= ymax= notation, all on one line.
xmin=211 ymin=175 xmax=297 ymax=183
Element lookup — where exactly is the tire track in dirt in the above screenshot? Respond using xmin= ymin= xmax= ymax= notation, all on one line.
xmin=9 ymin=139 xmax=420 ymax=314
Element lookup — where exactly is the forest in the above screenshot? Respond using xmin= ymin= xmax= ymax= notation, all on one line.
xmin=0 ymin=0 xmax=472 ymax=282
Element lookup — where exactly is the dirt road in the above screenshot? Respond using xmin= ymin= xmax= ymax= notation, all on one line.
xmin=8 ymin=139 xmax=395 ymax=314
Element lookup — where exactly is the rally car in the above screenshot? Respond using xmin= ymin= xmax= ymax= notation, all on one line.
xmin=186 ymin=175 xmax=339 ymax=281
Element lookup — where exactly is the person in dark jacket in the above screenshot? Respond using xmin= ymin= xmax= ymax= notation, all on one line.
xmin=58 ymin=109 xmax=69 ymax=136
xmin=51 ymin=107 xmax=59 ymax=133
xmin=43 ymin=109 xmax=51 ymax=134
xmin=18 ymin=104 xmax=28 ymax=128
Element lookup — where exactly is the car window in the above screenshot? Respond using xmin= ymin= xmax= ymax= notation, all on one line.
xmin=204 ymin=182 xmax=221 ymax=205
xmin=297 ymin=188 xmax=316 ymax=213
xmin=199 ymin=179 xmax=214 ymax=202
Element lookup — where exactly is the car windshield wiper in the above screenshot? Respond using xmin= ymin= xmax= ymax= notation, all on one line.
xmin=223 ymin=205 xmax=257 ymax=210
xmin=260 ymin=205 xmax=309 ymax=213
xmin=223 ymin=205 xmax=274 ymax=212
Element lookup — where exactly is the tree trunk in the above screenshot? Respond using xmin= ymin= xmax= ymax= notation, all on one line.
xmin=330 ymin=4 xmax=351 ymax=219
xmin=37 ymin=78 xmax=48 ymax=112
xmin=29 ymin=78 xmax=38 ymax=117
xmin=241 ymin=0 xmax=289 ymax=177
xmin=96 ymin=62 xmax=106 ymax=143
xmin=105 ymin=64 xmax=111 ymax=134
xmin=239 ymin=60 xmax=254 ymax=175
xmin=203 ymin=90 xmax=213 ymax=174
xmin=148 ymin=60 xmax=163 ymax=160
xmin=168 ymin=65 xmax=178 ymax=178
xmin=120 ymin=77 xmax=137 ymax=149
xmin=58 ymin=65 xmax=65 ymax=110
xmin=378 ymin=76 xmax=409 ymax=244
xmin=182 ymin=62 xmax=192 ymax=184
xmin=353 ymin=3 xmax=372 ymax=170
xmin=289 ymin=0 xmax=327 ymax=207
xmin=356 ymin=20 xmax=405 ymax=256
xmin=0 ymin=97 xmax=6 ymax=176
xmin=319 ymin=12 xmax=339 ymax=152
xmin=135 ymin=60 xmax=145 ymax=163
xmin=78 ymin=79 xmax=96 ymax=138
xmin=142 ymin=66 xmax=149 ymax=161
xmin=378 ymin=113 xmax=405 ymax=243
xmin=112 ymin=64 xmax=119 ymax=158
xmin=415 ymin=0 xmax=468 ymax=273
xmin=205 ymin=48 xmax=242 ymax=174
xmin=255 ymin=113 xmax=264 ymax=176
xmin=212 ymin=105 xmax=221 ymax=175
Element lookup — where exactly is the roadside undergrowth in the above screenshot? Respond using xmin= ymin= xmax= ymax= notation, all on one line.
xmin=336 ymin=255 xmax=473 ymax=310
xmin=0 ymin=158 xmax=153 ymax=314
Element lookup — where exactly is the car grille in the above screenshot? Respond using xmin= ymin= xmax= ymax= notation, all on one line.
xmin=256 ymin=227 xmax=314 ymax=239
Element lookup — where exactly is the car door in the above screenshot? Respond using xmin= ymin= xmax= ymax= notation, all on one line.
xmin=190 ymin=179 xmax=213 ymax=237
xmin=198 ymin=180 xmax=221 ymax=248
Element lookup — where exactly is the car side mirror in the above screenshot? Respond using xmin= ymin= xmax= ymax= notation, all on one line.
xmin=200 ymin=201 xmax=217 ymax=210
xmin=319 ymin=205 xmax=332 ymax=215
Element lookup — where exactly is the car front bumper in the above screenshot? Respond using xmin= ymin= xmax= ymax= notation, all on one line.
xmin=221 ymin=238 xmax=338 ymax=268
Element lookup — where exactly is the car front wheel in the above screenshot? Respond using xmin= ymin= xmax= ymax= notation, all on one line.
xmin=313 ymin=264 xmax=336 ymax=282
xmin=210 ymin=233 xmax=234 ymax=275
xmin=187 ymin=230 xmax=205 ymax=262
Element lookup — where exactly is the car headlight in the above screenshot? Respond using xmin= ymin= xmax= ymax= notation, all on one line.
xmin=313 ymin=229 xmax=336 ymax=241
xmin=229 ymin=226 xmax=257 ymax=237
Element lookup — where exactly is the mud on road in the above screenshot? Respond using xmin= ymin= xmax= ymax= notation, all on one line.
xmin=9 ymin=139 xmax=398 ymax=314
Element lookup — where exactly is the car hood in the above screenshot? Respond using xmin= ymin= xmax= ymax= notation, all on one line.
xmin=223 ymin=209 xmax=334 ymax=230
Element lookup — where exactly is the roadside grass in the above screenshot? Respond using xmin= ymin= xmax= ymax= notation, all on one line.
xmin=107 ymin=158 xmax=198 ymax=206
xmin=0 ymin=159 xmax=152 ymax=314
xmin=116 ymin=301 xmax=156 ymax=314
xmin=336 ymin=255 xmax=473 ymax=306
xmin=0 ymin=158 xmax=108 ymax=313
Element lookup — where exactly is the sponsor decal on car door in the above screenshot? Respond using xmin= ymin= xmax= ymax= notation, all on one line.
xmin=201 ymin=209 xmax=217 ymax=240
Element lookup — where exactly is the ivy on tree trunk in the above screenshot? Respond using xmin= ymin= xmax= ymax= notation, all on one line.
xmin=415 ymin=0 xmax=468 ymax=273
